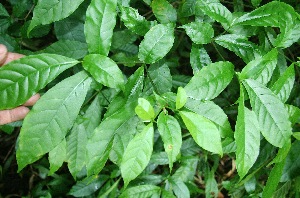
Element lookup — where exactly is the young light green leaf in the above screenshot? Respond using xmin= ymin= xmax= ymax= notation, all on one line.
xmin=151 ymin=0 xmax=177 ymax=24
xmin=120 ymin=185 xmax=161 ymax=198
xmin=157 ymin=113 xmax=182 ymax=171
xmin=0 ymin=54 xmax=79 ymax=110
xmin=138 ymin=23 xmax=175 ymax=64
xmin=240 ymin=48 xmax=278 ymax=85
xmin=84 ymin=0 xmax=117 ymax=55
xmin=271 ymin=65 xmax=295 ymax=103
xmin=17 ymin=71 xmax=92 ymax=171
xmin=49 ymin=139 xmax=67 ymax=175
xmin=180 ymin=22 xmax=214 ymax=44
xmin=215 ymin=34 xmax=261 ymax=63
xmin=86 ymin=102 xmax=136 ymax=176
xmin=120 ymin=6 xmax=154 ymax=36
xmin=121 ymin=123 xmax=154 ymax=187
xmin=176 ymin=87 xmax=187 ymax=110
xmin=234 ymin=86 xmax=260 ymax=179
xmin=179 ymin=111 xmax=223 ymax=155
xmin=28 ymin=0 xmax=84 ymax=34
xmin=190 ymin=44 xmax=212 ymax=74
xmin=83 ymin=54 xmax=124 ymax=90
xmin=184 ymin=61 xmax=234 ymax=101
xmin=242 ymin=79 xmax=292 ymax=147
xmin=135 ymin=98 xmax=155 ymax=121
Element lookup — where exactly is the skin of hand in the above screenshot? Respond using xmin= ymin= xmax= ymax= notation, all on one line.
xmin=0 ymin=44 xmax=40 ymax=125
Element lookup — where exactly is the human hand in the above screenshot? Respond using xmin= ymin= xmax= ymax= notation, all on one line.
xmin=0 ymin=44 xmax=40 ymax=125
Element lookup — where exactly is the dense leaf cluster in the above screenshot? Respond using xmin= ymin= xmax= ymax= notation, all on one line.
xmin=1 ymin=0 xmax=300 ymax=197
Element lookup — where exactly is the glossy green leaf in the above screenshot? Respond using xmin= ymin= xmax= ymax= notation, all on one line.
xmin=184 ymin=61 xmax=234 ymax=101
xmin=28 ymin=0 xmax=84 ymax=34
xmin=0 ymin=54 xmax=79 ymax=110
xmin=271 ymin=65 xmax=295 ymax=103
xmin=180 ymin=111 xmax=223 ymax=155
xmin=281 ymin=141 xmax=300 ymax=182
xmin=190 ymin=44 xmax=212 ymax=74
xmin=124 ymin=67 xmax=144 ymax=100
xmin=135 ymin=98 xmax=155 ymax=121
xmin=120 ymin=6 xmax=154 ymax=36
xmin=121 ymin=123 xmax=154 ymax=187
xmin=49 ymin=139 xmax=67 ymax=175
xmin=215 ymin=34 xmax=261 ymax=63
xmin=180 ymin=22 xmax=214 ymax=44
xmin=40 ymin=40 xmax=88 ymax=59
xmin=120 ymin=185 xmax=160 ymax=198
xmin=234 ymin=87 xmax=260 ymax=179
xmin=185 ymin=99 xmax=233 ymax=138
xmin=240 ymin=49 xmax=278 ymax=85
xmin=17 ymin=71 xmax=92 ymax=171
xmin=151 ymin=0 xmax=177 ymax=24
xmin=83 ymin=54 xmax=124 ymax=89
xmin=84 ymin=0 xmax=117 ymax=55
xmin=242 ymin=79 xmax=292 ymax=147
xmin=138 ymin=23 xmax=175 ymax=64
xmin=157 ymin=113 xmax=182 ymax=170
xmin=176 ymin=87 xmax=187 ymax=110
xmin=86 ymin=102 xmax=136 ymax=176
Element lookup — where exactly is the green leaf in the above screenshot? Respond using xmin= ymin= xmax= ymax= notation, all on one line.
xmin=151 ymin=0 xmax=177 ymax=24
xmin=167 ymin=179 xmax=190 ymax=198
xmin=179 ymin=111 xmax=223 ymax=155
xmin=84 ymin=0 xmax=117 ymax=55
xmin=0 ymin=54 xmax=79 ymax=110
xmin=240 ymin=48 xmax=278 ymax=85
xmin=242 ymin=79 xmax=292 ymax=147
xmin=17 ymin=71 xmax=92 ymax=171
xmin=54 ymin=18 xmax=85 ymax=43
xmin=40 ymin=40 xmax=88 ymax=59
xmin=0 ymin=3 xmax=9 ymax=17
xmin=184 ymin=61 xmax=234 ymax=101
xmin=120 ymin=185 xmax=161 ymax=198
xmin=234 ymin=86 xmax=260 ymax=179
xmin=172 ymin=156 xmax=198 ymax=182
xmin=176 ymin=87 xmax=187 ymax=110
xmin=281 ymin=141 xmax=300 ymax=182
xmin=180 ymin=22 xmax=214 ymax=44
xmin=28 ymin=0 xmax=84 ymax=34
xmin=215 ymin=34 xmax=261 ymax=63
xmin=124 ymin=67 xmax=144 ymax=100
xmin=205 ymin=170 xmax=218 ymax=198
xmin=286 ymin=104 xmax=300 ymax=126
xmin=270 ymin=65 xmax=295 ymax=103
xmin=83 ymin=54 xmax=124 ymax=89
xmin=274 ymin=21 xmax=300 ymax=48
xmin=120 ymin=6 xmax=155 ymax=36
xmin=268 ymin=141 xmax=291 ymax=166
xmin=135 ymin=98 xmax=155 ymax=122
xmin=138 ymin=23 xmax=175 ymax=64
xmin=48 ymin=139 xmax=67 ymax=175
xmin=190 ymin=44 xmax=212 ymax=74
xmin=157 ymin=113 xmax=182 ymax=171
xmin=121 ymin=123 xmax=154 ymax=187
xmin=86 ymin=102 xmax=136 ymax=176
xmin=185 ymin=99 xmax=233 ymax=138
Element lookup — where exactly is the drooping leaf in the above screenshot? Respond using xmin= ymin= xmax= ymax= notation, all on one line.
xmin=138 ymin=23 xmax=175 ymax=64
xmin=84 ymin=0 xmax=117 ymax=55
xmin=83 ymin=54 xmax=124 ymax=90
xmin=48 ymin=138 xmax=67 ymax=175
xmin=240 ymin=48 xmax=278 ymax=85
xmin=17 ymin=71 xmax=92 ymax=171
xmin=157 ymin=113 xmax=182 ymax=171
xmin=0 ymin=54 xmax=79 ymax=110
xmin=121 ymin=123 xmax=154 ymax=187
xmin=215 ymin=34 xmax=261 ymax=63
xmin=242 ymin=79 xmax=292 ymax=147
xmin=270 ymin=65 xmax=295 ymax=103
xmin=176 ymin=87 xmax=187 ymax=110
xmin=184 ymin=61 xmax=234 ymax=101
xmin=180 ymin=21 xmax=214 ymax=44
xmin=135 ymin=98 xmax=155 ymax=122
xmin=119 ymin=185 xmax=161 ymax=198
xmin=28 ymin=0 xmax=85 ymax=34
xmin=190 ymin=44 xmax=212 ymax=74
xmin=179 ymin=111 xmax=223 ymax=155
xmin=151 ymin=0 xmax=177 ymax=24
xmin=120 ymin=6 xmax=155 ymax=36
xmin=234 ymin=86 xmax=260 ymax=179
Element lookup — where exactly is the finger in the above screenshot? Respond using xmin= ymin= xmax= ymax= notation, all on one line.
xmin=23 ymin=94 xmax=40 ymax=106
xmin=0 ymin=106 xmax=30 ymax=125
xmin=3 ymin=52 xmax=24 ymax=65
xmin=0 ymin=44 xmax=8 ymax=66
